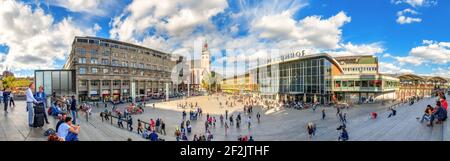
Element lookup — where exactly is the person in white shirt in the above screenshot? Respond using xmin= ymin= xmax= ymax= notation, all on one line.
xmin=26 ymin=82 xmax=39 ymax=127
xmin=0 ymin=90 xmax=3 ymax=104
xmin=9 ymin=92 xmax=15 ymax=107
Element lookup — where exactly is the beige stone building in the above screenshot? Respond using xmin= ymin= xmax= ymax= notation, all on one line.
xmin=63 ymin=36 xmax=180 ymax=102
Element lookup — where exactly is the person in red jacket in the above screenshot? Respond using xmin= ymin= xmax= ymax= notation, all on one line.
xmin=439 ymin=94 xmax=448 ymax=111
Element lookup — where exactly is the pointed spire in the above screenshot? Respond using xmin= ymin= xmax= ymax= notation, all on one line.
xmin=202 ymin=38 xmax=208 ymax=52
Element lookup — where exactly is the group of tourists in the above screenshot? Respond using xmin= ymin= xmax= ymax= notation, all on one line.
xmin=419 ymin=92 xmax=448 ymax=127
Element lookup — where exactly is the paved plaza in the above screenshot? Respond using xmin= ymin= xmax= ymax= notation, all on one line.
xmin=0 ymin=95 xmax=449 ymax=141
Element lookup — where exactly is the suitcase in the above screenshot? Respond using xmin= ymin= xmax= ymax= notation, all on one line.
xmin=34 ymin=104 xmax=45 ymax=114
xmin=33 ymin=113 xmax=45 ymax=128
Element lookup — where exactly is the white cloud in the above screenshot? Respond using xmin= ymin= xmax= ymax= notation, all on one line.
xmin=396 ymin=15 xmax=422 ymax=24
xmin=379 ymin=62 xmax=414 ymax=74
xmin=394 ymin=56 xmax=425 ymax=66
xmin=50 ymin=0 xmax=119 ymax=16
xmin=409 ymin=40 xmax=450 ymax=64
xmin=430 ymin=67 xmax=450 ymax=78
xmin=329 ymin=42 xmax=384 ymax=56
xmin=392 ymin=0 xmax=437 ymax=7
xmin=0 ymin=0 xmax=95 ymax=72
xmin=396 ymin=8 xmax=422 ymax=24
xmin=397 ymin=8 xmax=420 ymax=16
xmin=93 ymin=23 xmax=102 ymax=32
xmin=251 ymin=11 xmax=351 ymax=49
xmin=110 ymin=0 xmax=228 ymax=43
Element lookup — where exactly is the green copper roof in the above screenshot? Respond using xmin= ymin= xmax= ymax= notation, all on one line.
xmin=358 ymin=57 xmax=377 ymax=64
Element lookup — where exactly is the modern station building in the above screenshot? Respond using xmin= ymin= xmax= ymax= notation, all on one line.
xmin=332 ymin=55 xmax=399 ymax=103
xmin=63 ymin=36 xmax=180 ymax=102
xmin=250 ymin=52 xmax=344 ymax=104
xmin=247 ymin=53 xmax=401 ymax=104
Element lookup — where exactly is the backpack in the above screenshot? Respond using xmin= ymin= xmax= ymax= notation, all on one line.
xmin=44 ymin=128 xmax=56 ymax=136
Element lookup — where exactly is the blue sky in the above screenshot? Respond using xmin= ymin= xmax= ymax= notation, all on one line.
xmin=0 ymin=0 xmax=449 ymax=77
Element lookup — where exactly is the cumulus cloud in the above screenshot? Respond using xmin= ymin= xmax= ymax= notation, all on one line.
xmin=394 ymin=56 xmax=425 ymax=66
xmin=110 ymin=0 xmax=228 ymax=43
xmin=430 ymin=67 xmax=450 ymax=78
xmin=392 ymin=0 xmax=437 ymax=7
xmin=0 ymin=0 xmax=95 ymax=72
xmin=329 ymin=42 xmax=384 ymax=56
xmin=379 ymin=62 xmax=414 ymax=74
xmin=409 ymin=40 xmax=450 ymax=64
xmin=252 ymin=11 xmax=351 ymax=49
xmin=396 ymin=8 xmax=422 ymax=24
xmin=49 ymin=0 xmax=120 ymax=16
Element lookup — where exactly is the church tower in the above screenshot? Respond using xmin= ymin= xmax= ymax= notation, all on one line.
xmin=201 ymin=39 xmax=211 ymax=73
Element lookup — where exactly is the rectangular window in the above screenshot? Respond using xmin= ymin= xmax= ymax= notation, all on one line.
xmin=89 ymin=39 xmax=99 ymax=44
xmin=102 ymin=80 xmax=110 ymax=86
xmin=348 ymin=81 xmax=354 ymax=87
xmin=91 ymin=68 xmax=98 ymax=74
xmin=112 ymin=60 xmax=119 ymax=66
xmin=355 ymin=81 xmax=361 ymax=87
xmin=139 ymin=63 xmax=144 ymax=68
xmin=102 ymin=59 xmax=109 ymax=65
xmin=90 ymin=58 xmax=98 ymax=64
xmin=90 ymin=49 xmax=98 ymax=55
xmin=103 ymin=68 xmax=109 ymax=74
xmin=79 ymin=57 xmax=86 ymax=64
xmin=122 ymin=61 xmax=128 ymax=67
xmin=362 ymin=81 xmax=368 ymax=87
xmin=79 ymin=67 xmax=86 ymax=74
xmin=103 ymin=50 xmax=110 ymax=56
xmin=76 ymin=48 xmax=86 ymax=55
xmin=90 ymin=80 xmax=100 ymax=86
xmin=113 ymin=80 xmax=120 ymax=86
xmin=335 ymin=81 xmax=341 ymax=87
xmin=342 ymin=81 xmax=348 ymax=87
xmin=79 ymin=80 xmax=87 ymax=86
xmin=77 ymin=39 xmax=88 ymax=43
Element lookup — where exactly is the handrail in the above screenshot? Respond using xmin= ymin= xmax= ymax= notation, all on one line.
xmin=100 ymin=112 xmax=152 ymax=129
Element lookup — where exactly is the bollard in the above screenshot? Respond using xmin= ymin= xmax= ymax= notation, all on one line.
xmin=110 ymin=115 xmax=113 ymax=125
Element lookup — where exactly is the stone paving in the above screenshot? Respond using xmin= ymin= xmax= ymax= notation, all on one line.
xmin=0 ymin=95 xmax=447 ymax=141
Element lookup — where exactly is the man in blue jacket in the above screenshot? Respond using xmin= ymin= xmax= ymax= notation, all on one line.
xmin=3 ymin=89 xmax=10 ymax=113
xmin=70 ymin=95 xmax=77 ymax=124
xmin=35 ymin=86 xmax=49 ymax=124
xmin=149 ymin=130 xmax=158 ymax=141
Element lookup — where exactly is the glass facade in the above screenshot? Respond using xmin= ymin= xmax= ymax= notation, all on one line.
xmin=252 ymin=57 xmax=333 ymax=103
xmin=35 ymin=70 xmax=76 ymax=96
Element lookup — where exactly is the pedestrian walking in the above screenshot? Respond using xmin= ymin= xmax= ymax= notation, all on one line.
xmin=9 ymin=92 xmax=15 ymax=108
xmin=322 ymin=108 xmax=326 ymax=120
xmin=224 ymin=122 xmax=229 ymax=135
xmin=161 ymin=121 xmax=166 ymax=135
xmin=3 ymin=89 xmax=10 ymax=113
xmin=137 ymin=119 xmax=143 ymax=134
xmin=127 ymin=116 xmax=133 ymax=131
xmin=247 ymin=116 xmax=251 ymax=129
xmin=256 ymin=112 xmax=261 ymax=123
xmin=220 ymin=114 xmax=224 ymax=126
